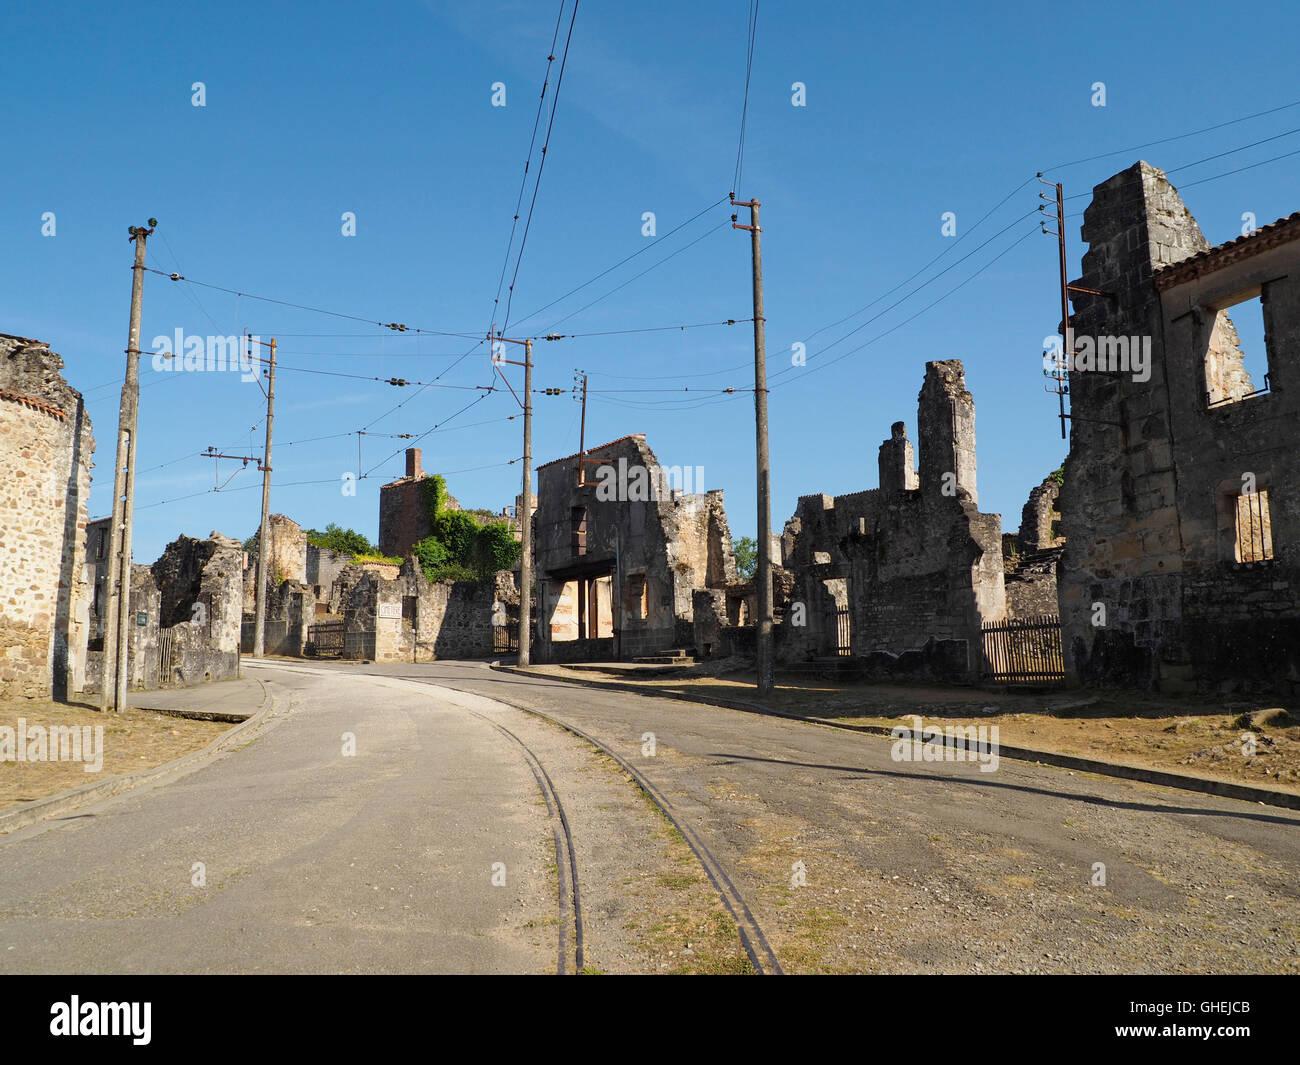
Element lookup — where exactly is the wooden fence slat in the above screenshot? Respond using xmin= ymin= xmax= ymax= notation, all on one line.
xmin=980 ymin=615 xmax=1064 ymax=686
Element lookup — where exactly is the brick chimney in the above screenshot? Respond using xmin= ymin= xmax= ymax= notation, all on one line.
xmin=405 ymin=447 xmax=422 ymax=479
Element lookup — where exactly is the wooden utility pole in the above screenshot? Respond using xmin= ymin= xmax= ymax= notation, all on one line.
xmin=249 ymin=336 xmax=277 ymax=658
xmin=101 ymin=219 xmax=155 ymax=712
xmin=732 ymin=193 xmax=773 ymax=695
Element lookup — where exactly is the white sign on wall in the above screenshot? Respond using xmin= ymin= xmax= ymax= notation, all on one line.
xmin=377 ymin=601 xmax=402 ymax=620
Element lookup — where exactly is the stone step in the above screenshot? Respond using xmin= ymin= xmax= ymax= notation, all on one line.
xmin=632 ymin=655 xmax=695 ymax=665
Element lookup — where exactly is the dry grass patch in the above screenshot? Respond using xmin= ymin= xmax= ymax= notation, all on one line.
xmin=0 ymin=700 xmax=232 ymax=811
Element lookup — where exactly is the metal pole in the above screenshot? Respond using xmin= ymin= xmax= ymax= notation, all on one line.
xmin=253 ymin=338 xmax=276 ymax=657
xmin=518 ymin=338 xmax=533 ymax=666
xmin=102 ymin=221 xmax=153 ymax=712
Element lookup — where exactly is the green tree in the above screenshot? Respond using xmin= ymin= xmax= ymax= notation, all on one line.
xmin=305 ymin=523 xmax=373 ymax=556
xmin=734 ymin=535 xmax=757 ymax=580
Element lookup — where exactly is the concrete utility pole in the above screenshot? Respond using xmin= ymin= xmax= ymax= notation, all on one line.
xmin=250 ymin=336 xmax=277 ymax=658
xmin=732 ymin=194 xmax=774 ymax=695
xmin=519 ymin=337 xmax=533 ymax=666
xmin=101 ymin=219 xmax=155 ymax=712
xmin=490 ymin=332 xmax=535 ymax=665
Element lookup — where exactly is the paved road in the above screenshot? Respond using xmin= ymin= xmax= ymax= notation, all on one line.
xmin=0 ymin=668 xmax=586 ymax=973
xmin=332 ymin=660 xmax=1300 ymax=973
xmin=3 ymin=659 xmax=1298 ymax=973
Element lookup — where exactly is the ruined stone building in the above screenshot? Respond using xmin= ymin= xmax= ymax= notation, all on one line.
xmin=1059 ymin=160 xmax=1300 ymax=694
xmin=241 ymin=511 xmax=517 ymax=663
xmin=533 ymin=433 xmax=740 ymax=662
xmin=1003 ymin=471 xmax=1065 ymax=620
xmin=83 ymin=522 xmax=244 ymax=693
xmin=0 ymin=334 xmax=94 ymax=700
xmin=778 ymin=360 xmax=1006 ymax=680
xmin=377 ymin=447 xmax=461 ymax=558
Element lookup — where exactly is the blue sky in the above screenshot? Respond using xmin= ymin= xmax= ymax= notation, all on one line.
xmin=3 ymin=0 xmax=1298 ymax=561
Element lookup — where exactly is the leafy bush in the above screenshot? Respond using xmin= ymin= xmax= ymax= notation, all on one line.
xmin=412 ymin=535 xmax=450 ymax=575
xmin=474 ymin=522 xmax=522 ymax=577
xmin=348 ymin=552 xmax=402 ymax=566
xmin=305 ymin=523 xmax=374 ymax=556
xmin=1049 ymin=466 xmax=1065 ymax=488
xmin=412 ymin=471 xmax=521 ymax=582
xmin=432 ymin=509 xmax=480 ymax=566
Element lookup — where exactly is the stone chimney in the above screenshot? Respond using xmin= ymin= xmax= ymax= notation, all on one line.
xmin=405 ymin=448 xmax=422 ymax=480
xmin=878 ymin=421 xmax=919 ymax=495
xmin=918 ymin=359 xmax=977 ymax=504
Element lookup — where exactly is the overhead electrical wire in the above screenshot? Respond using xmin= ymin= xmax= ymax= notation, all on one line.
xmin=501 ymin=0 xmax=581 ymax=332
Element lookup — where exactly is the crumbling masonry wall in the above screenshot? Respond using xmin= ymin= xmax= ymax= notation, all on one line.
xmin=1003 ymin=472 xmax=1065 ymax=620
xmin=0 ymin=334 xmax=94 ymax=700
xmin=1059 ymin=160 xmax=1300 ymax=693
xmin=533 ymin=434 xmax=738 ymax=662
xmin=780 ymin=361 xmax=1005 ymax=680
xmin=339 ymin=562 xmax=513 ymax=662
xmin=83 ymin=531 xmax=243 ymax=692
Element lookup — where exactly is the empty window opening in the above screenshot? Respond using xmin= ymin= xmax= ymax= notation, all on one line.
xmin=626 ymin=574 xmax=648 ymax=622
xmin=550 ymin=581 xmax=580 ymax=641
xmin=571 ymin=506 xmax=587 ymax=557
xmin=1206 ymin=295 xmax=1269 ymax=406
xmin=1235 ymin=489 xmax=1274 ymax=563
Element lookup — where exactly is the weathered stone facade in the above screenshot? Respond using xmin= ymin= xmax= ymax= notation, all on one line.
xmin=533 ymin=434 xmax=739 ymax=662
xmin=0 ymin=334 xmax=94 ymax=700
xmin=339 ymin=563 xmax=515 ymax=663
xmin=377 ymin=448 xmax=461 ymax=558
xmin=778 ymin=360 xmax=1006 ymax=680
xmin=83 ymin=531 xmax=243 ymax=692
xmin=1003 ymin=472 xmax=1066 ymax=620
xmin=1059 ymin=161 xmax=1300 ymax=694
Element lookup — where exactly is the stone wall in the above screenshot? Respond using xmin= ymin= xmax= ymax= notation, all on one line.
xmin=83 ymin=531 xmax=243 ymax=693
xmin=339 ymin=561 xmax=512 ymax=662
xmin=0 ymin=334 xmax=94 ymax=700
xmin=265 ymin=513 xmax=306 ymax=584
xmin=1059 ymin=161 xmax=1300 ymax=694
xmin=532 ymin=434 xmax=738 ymax=662
xmin=779 ymin=361 xmax=1005 ymax=681
xmin=1018 ymin=474 xmax=1064 ymax=552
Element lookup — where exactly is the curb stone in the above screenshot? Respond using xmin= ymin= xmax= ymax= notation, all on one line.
xmin=0 ymin=677 xmax=282 ymax=837
xmin=490 ymin=664 xmax=1300 ymax=812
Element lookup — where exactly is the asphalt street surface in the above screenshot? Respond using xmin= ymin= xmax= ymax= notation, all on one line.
xmin=2 ymin=659 xmax=1297 ymax=973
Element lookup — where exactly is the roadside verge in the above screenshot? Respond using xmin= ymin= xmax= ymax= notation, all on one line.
xmin=490 ymin=663 xmax=1300 ymax=811
xmin=0 ymin=676 xmax=283 ymax=837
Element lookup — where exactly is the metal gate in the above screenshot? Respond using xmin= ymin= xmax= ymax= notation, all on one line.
xmin=492 ymin=623 xmax=519 ymax=655
xmin=980 ymin=614 xmax=1064 ymax=685
xmin=834 ymin=609 xmax=851 ymax=656
xmin=159 ymin=628 xmax=176 ymax=683
xmin=307 ymin=621 xmax=345 ymax=658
